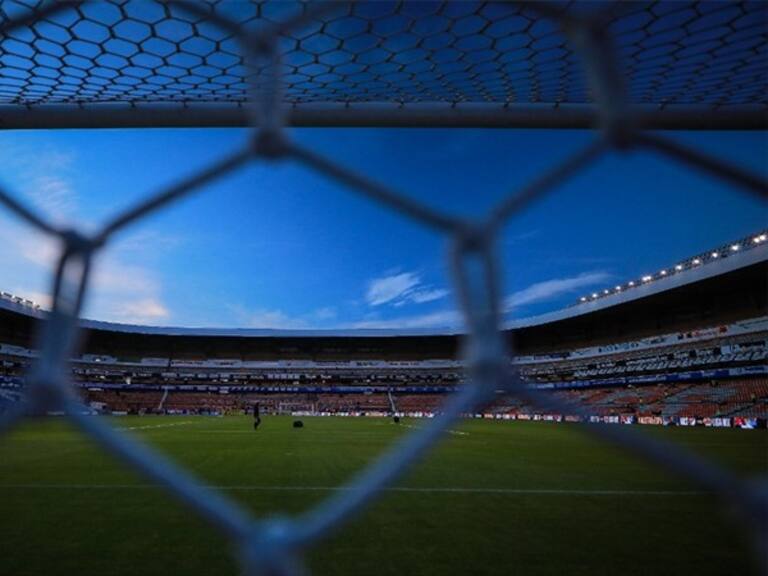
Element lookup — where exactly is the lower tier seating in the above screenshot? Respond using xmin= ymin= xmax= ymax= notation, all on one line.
xmin=76 ymin=378 xmax=768 ymax=420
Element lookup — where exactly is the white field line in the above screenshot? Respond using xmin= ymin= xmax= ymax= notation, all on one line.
xmin=400 ymin=423 xmax=469 ymax=436
xmin=115 ymin=421 xmax=199 ymax=431
xmin=0 ymin=484 xmax=709 ymax=496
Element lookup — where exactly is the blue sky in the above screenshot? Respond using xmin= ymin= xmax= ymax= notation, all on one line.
xmin=0 ymin=127 xmax=765 ymax=330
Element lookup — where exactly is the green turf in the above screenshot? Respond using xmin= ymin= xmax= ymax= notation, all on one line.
xmin=0 ymin=415 xmax=765 ymax=575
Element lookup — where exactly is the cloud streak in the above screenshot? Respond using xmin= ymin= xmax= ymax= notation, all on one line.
xmin=350 ymin=271 xmax=610 ymax=330
xmin=365 ymin=271 xmax=448 ymax=307
xmin=109 ymin=298 xmax=170 ymax=325
xmin=0 ymin=142 xmax=79 ymax=223
xmin=0 ymin=223 xmax=175 ymax=325
xmin=230 ymin=305 xmax=338 ymax=330
xmin=504 ymin=271 xmax=611 ymax=310
xmin=0 ymin=142 xmax=184 ymax=326
xmin=347 ymin=309 xmax=462 ymax=331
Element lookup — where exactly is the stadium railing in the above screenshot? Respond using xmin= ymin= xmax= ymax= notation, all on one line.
xmin=0 ymin=2 xmax=766 ymax=575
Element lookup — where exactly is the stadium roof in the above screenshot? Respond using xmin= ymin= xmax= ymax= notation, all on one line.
xmin=1 ymin=1 xmax=766 ymax=129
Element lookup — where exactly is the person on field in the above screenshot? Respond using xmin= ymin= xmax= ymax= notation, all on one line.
xmin=253 ymin=402 xmax=262 ymax=430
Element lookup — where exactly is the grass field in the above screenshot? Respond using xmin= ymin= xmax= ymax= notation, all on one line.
xmin=0 ymin=415 xmax=765 ymax=576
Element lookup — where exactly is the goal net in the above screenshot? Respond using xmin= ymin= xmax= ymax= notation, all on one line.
xmin=0 ymin=2 xmax=765 ymax=575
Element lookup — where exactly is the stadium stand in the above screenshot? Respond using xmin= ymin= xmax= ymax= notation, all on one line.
xmin=1 ymin=238 xmax=766 ymax=428
xmin=73 ymin=382 xmax=768 ymax=422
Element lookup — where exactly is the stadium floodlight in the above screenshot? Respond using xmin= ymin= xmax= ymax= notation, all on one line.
xmin=591 ymin=293 xmax=598 ymax=299
xmin=692 ymin=258 xmax=701 ymax=265
xmin=642 ymin=275 xmax=652 ymax=282
xmin=603 ymin=289 xmax=609 ymax=295
xmin=711 ymin=252 xmax=719 ymax=258
xmin=731 ymin=244 xmax=740 ymax=251
xmin=660 ymin=270 xmax=667 ymax=276
xmin=615 ymin=286 xmax=621 ymax=291
xmin=628 ymin=281 xmax=635 ymax=287
xmin=580 ymin=297 xmax=587 ymax=302
xmin=675 ymin=264 xmax=684 ymax=271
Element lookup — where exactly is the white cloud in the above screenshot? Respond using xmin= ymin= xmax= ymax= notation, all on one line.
xmin=0 ymin=222 xmax=56 ymax=306
xmin=27 ymin=175 xmax=77 ymax=220
xmin=0 ymin=215 xmax=175 ymax=325
xmin=227 ymin=299 xmax=459 ymax=331
xmin=229 ymin=305 xmax=338 ymax=330
xmin=504 ymin=271 xmax=611 ymax=310
xmin=348 ymin=309 xmax=462 ymax=330
xmin=0 ymin=142 xmax=180 ymax=326
xmin=85 ymin=254 xmax=170 ymax=323
xmin=116 ymin=229 xmax=181 ymax=254
xmin=366 ymin=272 xmax=420 ymax=306
xmin=312 ymin=306 xmax=337 ymax=321
xmin=504 ymin=229 xmax=540 ymax=245
xmin=409 ymin=288 xmax=450 ymax=304
xmin=365 ymin=271 xmax=448 ymax=307
xmin=15 ymin=232 xmax=60 ymax=268
xmin=245 ymin=310 xmax=309 ymax=329
xmin=350 ymin=271 xmax=610 ymax=330
xmin=0 ymin=142 xmax=79 ymax=223
xmin=108 ymin=298 xmax=170 ymax=325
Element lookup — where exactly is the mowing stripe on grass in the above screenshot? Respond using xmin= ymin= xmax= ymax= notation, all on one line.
xmin=0 ymin=484 xmax=709 ymax=495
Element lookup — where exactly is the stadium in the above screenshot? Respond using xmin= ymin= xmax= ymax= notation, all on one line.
xmin=0 ymin=2 xmax=767 ymax=576
xmin=3 ymin=231 xmax=768 ymax=423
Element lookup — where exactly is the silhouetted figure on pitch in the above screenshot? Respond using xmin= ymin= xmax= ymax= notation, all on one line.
xmin=253 ymin=402 xmax=261 ymax=431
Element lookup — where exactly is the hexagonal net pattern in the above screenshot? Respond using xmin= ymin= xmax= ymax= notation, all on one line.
xmin=0 ymin=1 xmax=766 ymax=128
xmin=0 ymin=2 xmax=767 ymax=576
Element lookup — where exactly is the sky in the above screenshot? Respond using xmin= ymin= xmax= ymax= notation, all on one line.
xmin=0 ymin=127 xmax=765 ymax=331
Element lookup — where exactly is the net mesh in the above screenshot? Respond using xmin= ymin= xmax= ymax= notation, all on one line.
xmin=0 ymin=1 xmax=766 ymax=121
xmin=0 ymin=2 xmax=767 ymax=575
